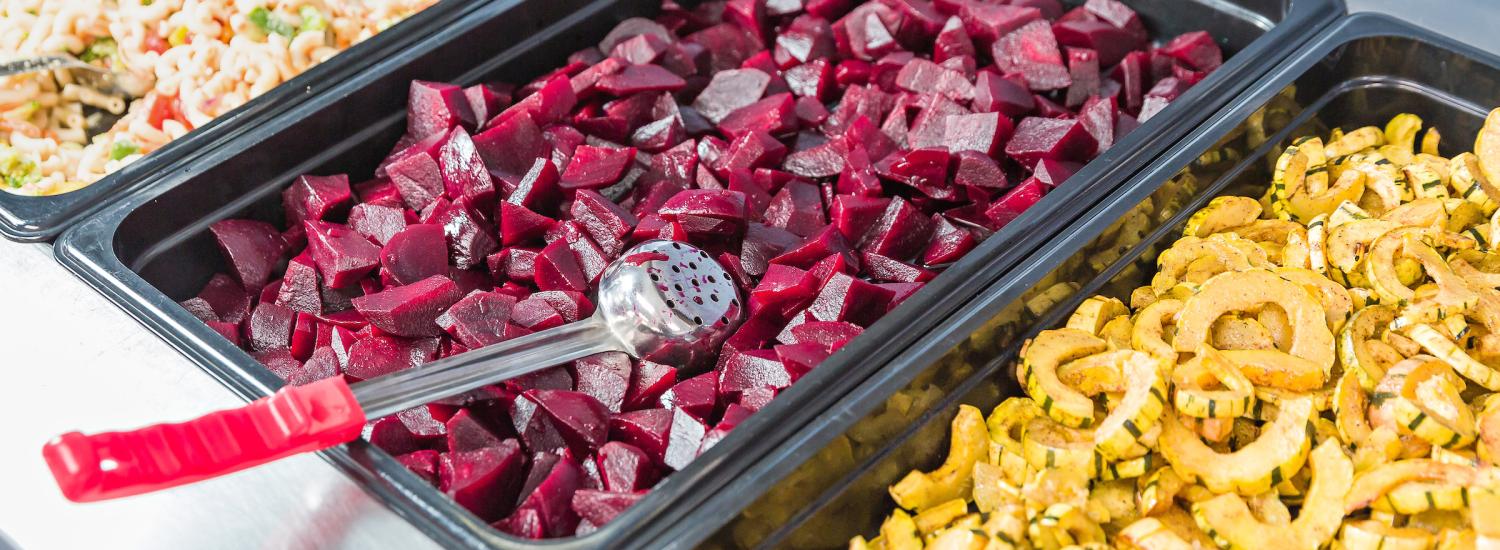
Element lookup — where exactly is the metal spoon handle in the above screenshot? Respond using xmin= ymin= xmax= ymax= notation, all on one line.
xmin=352 ymin=315 xmax=622 ymax=418
xmin=0 ymin=55 xmax=102 ymax=78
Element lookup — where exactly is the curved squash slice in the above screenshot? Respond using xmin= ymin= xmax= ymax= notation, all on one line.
xmin=1388 ymin=359 xmax=1477 ymax=449
xmin=1173 ymin=270 xmax=1335 ymax=373
xmin=1191 ymin=440 xmax=1352 ymax=550
xmin=1132 ymin=299 xmax=1183 ymax=362
xmin=1344 ymin=459 xmax=1479 ymax=513
xmin=1184 ymin=196 xmax=1263 ymax=238
xmin=1341 ymin=305 xmax=1398 ymax=389
xmin=1067 ymin=296 xmax=1131 ymax=336
xmin=1340 ymin=519 xmax=1435 ymax=550
xmin=1022 ymin=417 xmax=1097 ymax=476
xmin=1116 ymin=517 xmax=1197 ymax=550
xmin=1333 ymin=367 xmax=1375 ymax=445
xmin=1094 ymin=351 xmax=1168 ymax=460
xmin=890 ymin=405 xmax=988 ymax=511
xmin=1174 ymin=346 xmax=1255 ymax=419
xmin=1160 ymin=396 xmax=1315 ymax=495
xmin=1020 ymin=329 xmax=1108 ymax=428
xmin=1405 ymin=323 xmax=1500 ymax=391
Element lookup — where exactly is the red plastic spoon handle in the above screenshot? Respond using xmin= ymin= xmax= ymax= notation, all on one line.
xmin=42 ymin=377 xmax=365 ymax=502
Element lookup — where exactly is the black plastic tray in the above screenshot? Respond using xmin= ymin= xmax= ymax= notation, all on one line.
xmin=0 ymin=0 xmax=476 ymax=242
xmin=667 ymin=12 xmax=1498 ymax=549
xmin=54 ymin=0 xmax=1339 ymax=548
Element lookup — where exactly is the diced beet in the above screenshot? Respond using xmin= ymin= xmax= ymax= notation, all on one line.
xmin=571 ymin=352 xmax=631 ymax=413
xmin=934 ymin=16 xmax=976 ymax=62
xmin=1078 ymin=95 xmax=1116 ymax=154
xmin=348 ymin=203 xmax=408 ymax=246
xmin=692 ymin=69 xmax=773 ymax=124
xmin=772 ymin=225 xmax=857 ymax=269
xmin=465 ymin=84 xmax=511 ymax=125
xmin=1160 ymin=31 xmax=1222 ymax=72
xmin=197 ymin=273 xmax=254 ymax=324
xmin=531 ymin=291 xmax=595 ymax=322
xmin=276 ymin=254 xmax=322 ymax=314
xmin=808 ymin=271 xmax=894 ymax=326
xmin=895 ymin=58 xmax=975 ymax=101
xmin=380 ymin=224 xmax=449 ymax=287
xmin=572 ymin=490 xmax=645 ymax=528
xmin=597 ymin=64 xmax=688 ymax=96
xmin=718 ymin=349 xmax=796 ymax=400
xmin=506 ymin=74 xmax=578 ymax=126
xmin=345 ymin=335 xmax=439 ymax=379
xmin=948 ymin=150 xmax=1002 ymax=190
xmin=495 ymin=508 xmax=545 ymax=539
xmin=993 ymin=20 xmax=1069 ymax=91
xmin=609 ymin=408 xmax=672 ymax=464
xmin=659 ymin=189 xmax=750 ymax=237
xmin=511 ymin=296 xmax=567 ymax=330
xmin=1112 ymin=50 xmax=1147 ymax=114
xmin=625 ymin=361 xmax=678 ymax=411
xmin=397 ymin=450 xmax=442 ymax=486
xmin=958 ymin=3 xmax=1039 ymax=46
xmin=662 ymin=408 xmax=707 ymax=470
xmin=862 ymin=251 xmax=936 ymax=282
xmin=247 ymin=302 xmax=295 ymax=352
xmin=761 ymin=180 xmax=826 ymax=237
xmin=498 ymin=202 xmax=558 ymax=247
xmin=1064 ymin=48 xmax=1099 ymax=107
xmin=1033 ymin=158 xmax=1082 ymax=188
xmin=599 ymin=17 xmax=675 ymax=54
xmin=923 ymin=215 xmax=977 ymax=265
xmin=535 ymin=239 xmax=590 ymax=292
xmin=437 ymin=291 xmax=517 ymax=348
xmin=210 ymin=219 xmax=285 ymax=290
xmin=304 ymin=220 xmax=380 ymax=289
xmin=439 ymin=437 xmax=524 ymax=522
xmin=659 ymin=372 xmax=718 ymax=420
xmin=985 ymin=177 xmax=1047 ymax=229
xmin=387 ymin=148 xmax=446 ymax=212
xmin=596 ymin=441 xmax=659 ymax=492
xmin=1052 ymin=19 xmax=1141 ymax=69
xmin=718 ymin=93 xmax=797 ymax=140
xmin=787 ymin=320 xmax=864 ymax=350
xmin=409 ymin=81 xmax=476 ymax=140
xmin=351 ymin=275 xmax=461 ymax=337
xmin=474 ymin=112 xmax=550 ymax=185
xmin=181 ymin=298 xmax=217 ymax=323
xmin=288 ymin=312 xmax=319 ymax=360
xmin=283 ymin=174 xmax=352 ymax=227
xmin=1004 ymin=117 xmax=1098 ymax=168
xmin=428 ymin=200 xmax=498 ymax=271
xmin=826 ymin=194 xmax=889 ymax=242
xmin=559 ymin=145 xmax=637 ymax=190
xmin=438 ymin=128 xmax=496 ymax=208
xmin=397 ymin=406 xmax=449 ymax=440
xmin=524 ymin=390 xmax=611 ymax=456
xmin=972 ymin=72 xmax=1034 ymax=118
xmin=945 ymin=112 xmax=1014 ymax=159
xmin=858 ymin=197 xmax=934 ymax=261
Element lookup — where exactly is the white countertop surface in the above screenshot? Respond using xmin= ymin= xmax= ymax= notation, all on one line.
xmin=2 ymin=2 xmax=1498 ymax=549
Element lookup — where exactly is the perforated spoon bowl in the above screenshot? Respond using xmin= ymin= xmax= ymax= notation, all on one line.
xmin=42 ymin=239 xmax=742 ymax=502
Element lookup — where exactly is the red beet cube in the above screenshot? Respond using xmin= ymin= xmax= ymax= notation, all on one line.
xmin=993 ymin=20 xmax=1069 ymax=91
xmin=1005 ymin=116 xmax=1098 ymax=168
xmin=351 ymin=275 xmax=462 ymax=338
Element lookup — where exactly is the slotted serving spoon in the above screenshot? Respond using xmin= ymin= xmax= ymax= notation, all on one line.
xmin=43 ymin=239 xmax=743 ymax=502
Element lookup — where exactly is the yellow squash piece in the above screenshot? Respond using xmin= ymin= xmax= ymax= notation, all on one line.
xmin=1093 ymin=352 xmax=1168 ymax=460
xmin=1406 ymin=323 xmax=1500 ymax=391
xmin=890 ymin=405 xmax=988 ymax=511
xmin=1340 ymin=520 xmax=1435 ymax=550
xmin=1174 ymin=346 xmax=1256 ymax=419
xmin=1190 ymin=440 xmax=1353 ymax=549
xmin=1067 ymin=296 xmax=1131 ymax=336
xmin=1159 ymin=396 xmax=1315 ymax=495
xmin=1184 ymin=196 xmax=1263 ymax=238
xmin=1020 ymin=329 xmax=1109 ymax=428
xmin=1344 ymin=459 xmax=1480 ymax=513
xmin=1173 ymin=270 xmax=1335 ymax=373
xmin=1388 ymin=360 xmax=1477 ymax=449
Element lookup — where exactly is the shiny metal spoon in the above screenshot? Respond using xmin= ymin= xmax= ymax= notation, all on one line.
xmin=43 ymin=239 xmax=743 ymax=502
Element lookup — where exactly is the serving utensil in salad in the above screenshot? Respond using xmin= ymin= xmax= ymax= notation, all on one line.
xmin=42 ymin=239 xmax=743 ymax=502
xmin=1 ymin=54 xmax=151 ymax=138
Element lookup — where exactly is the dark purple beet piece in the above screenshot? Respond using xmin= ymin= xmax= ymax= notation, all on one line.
xmin=495 ymin=508 xmax=545 ymax=539
xmin=438 ymin=128 xmax=496 ymax=207
xmin=1004 ymin=117 xmax=1098 ymax=168
xmin=446 ymin=408 xmax=504 ymax=453
xmin=808 ymin=271 xmax=895 ymax=326
xmin=474 ymin=112 xmax=550 ymax=183
xmin=531 ymin=290 xmax=594 ymax=323
xmin=895 ymin=58 xmax=975 ymax=101
xmin=720 ymin=130 xmax=788 ymax=173
xmin=430 ymin=199 xmax=498 ymax=271
xmin=559 ymin=145 xmax=637 ymax=190
xmin=787 ymin=320 xmax=864 ymax=350
xmin=367 ymin=416 xmax=425 ymax=456
xmin=1112 ymin=50 xmax=1148 ymax=114
xmin=609 ymin=408 xmax=672 ymax=464
xmin=275 ymin=254 xmax=322 ymax=314
xmin=348 ymin=203 xmax=407 ymax=246
xmin=771 ymin=225 xmax=857 ymax=269
xmin=488 ymin=247 xmax=539 ymax=284
xmin=1052 ymin=19 xmax=1141 ymax=68
xmin=624 ymin=361 xmax=677 ymax=411
xmin=1033 ymin=158 xmax=1082 ymax=188
xmin=499 ymin=202 xmax=557 ymax=247
xmin=739 ymin=222 xmax=803 ymax=277
xmin=397 ymin=405 xmax=449 ymax=440
xmin=305 ymin=220 xmax=380 ymax=289
xmin=862 ymin=251 xmax=937 ymax=282
xmin=718 ymin=349 xmax=795 ymax=400
xmin=345 ymin=336 xmax=439 ymax=379
xmin=511 ymin=296 xmax=566 ymax=331
xmin=572 ymin=490 xmax=644 ymax=528
xmin=945 ymin=112 xmax=1014 ymax=159
xmin=662 ymin=407 xmax=707 ymax=470
xmin=659 ymin=189 xmax=749 ymax=232
xmin=283 ymin=174 xmax=352 ymax=227
xmin=762 ymin=180 xmax=826 ymax=237
xmin=387 ymin=148 xmax=445 ymax=212
xmin=596 ymin=64 xmax=687 ymax=95
xmin=437 ymin=291 xmax=517 ymax=348
xmin=693 ymin=69 xmax=773 ymax=124
xmin=985 ymin=177 xmax=1047 ymax=229
xmin=934 ymin=16 xmax=976 ymax=62
xmin=464 ymin=84 xmax=511 ymax=125
xmin=534 ymin=239 xmax=590 ymax=293
xmin=572 ymin=352 xmax=631 ymax=413
xmin=506 ymin=74 xmax=578 ymax=127
xmin=659 ymin=372 xmax=718 ymax=421
xmin=993 ymin=19 xmax=1069 ymax=91
xmin=526 ymin=390 xmax=611 ymax=456
xmin=972 ymin=71 xmax=1034 ymax=118
xmin=209 ymin=219 xmax=285 ymax=290
xmin=596 ymin=441 xmax=658 ymax=492
xmin=351 ymin=275 xmax=462 ymax=337
xmin=611 ymin=32 xmax=670 ymax=64
xmin=409 ymin=81 xmax=476 ymax=140
xmin=179 ymin=297 xmax=217 ymax=323
xmin=439 ymin=438 xmax=524 ymax=522
xmin=958 ymin=3 xmax=1039 ymax=46
xmin=197 ymin=273 xmax=254 ymax=324
xmin=1078 ymin=95 xmax=1116 ymax=153
xmin=510 ymin=394 xmax=569 ymax=455
xmin=718 ymin=93 xmax=797 ymax=140
xmin=397 ymin=450 xmax=441 ymax=486
xmin=507 ymin=158 xmax=562 ymax=214
xmin=1064 ymin=47 xmax=1100 ymax=107
xmin=858 ymin=197 xmax=935 ymax=261
xmin=923 ymin=215 xmax=977 ymax=265
xmin=570 ymin=190 xmax=638 ymax=258
xmin=380 ymin=224 xmax=449 ymax=286
xmin=247 ymin=302 xmax=295 ymax=352
xmin=1160 ymin=31 xmax=1222 ymax=72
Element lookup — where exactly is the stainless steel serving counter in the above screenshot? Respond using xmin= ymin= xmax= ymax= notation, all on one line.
xmin=1 ymin=2 xmax=1497 ymax=549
